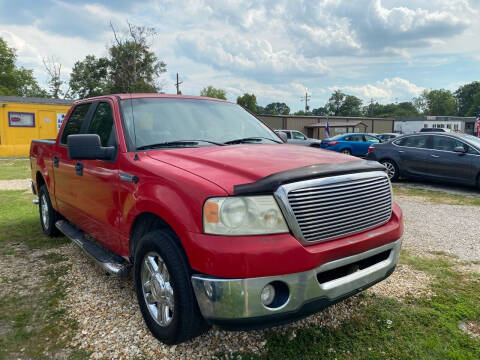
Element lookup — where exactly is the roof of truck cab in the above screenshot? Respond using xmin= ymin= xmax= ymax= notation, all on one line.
xmin=74 ymin=93 xmax=230 ymax=103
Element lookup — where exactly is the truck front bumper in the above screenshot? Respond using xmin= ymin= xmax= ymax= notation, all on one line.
xmin=191 ymin=238 xmax=401 ymax=329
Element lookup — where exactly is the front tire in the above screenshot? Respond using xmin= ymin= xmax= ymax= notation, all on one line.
xmin=380 ymin=159 xmax=399 ymax=181
xmin=38 ymin=185 xmax=61 ymax=237
xmin=134 ymin=229 xmax=208 ymax=344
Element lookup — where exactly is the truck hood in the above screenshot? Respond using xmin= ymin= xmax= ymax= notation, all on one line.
xmin=146 ymin=144 xmax=361 ymax=194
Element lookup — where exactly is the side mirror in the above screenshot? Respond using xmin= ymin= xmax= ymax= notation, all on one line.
xmin=454 ymin=146 xmax=467 ymax=154
xmin=67 ymin=134 xmax=115 ymax=160
xmin=276 ymin=132 xmax=288 ymax=143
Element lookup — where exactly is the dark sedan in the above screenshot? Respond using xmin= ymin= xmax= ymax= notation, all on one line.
xmin=366 ymin=132 xmax=480 ymax=187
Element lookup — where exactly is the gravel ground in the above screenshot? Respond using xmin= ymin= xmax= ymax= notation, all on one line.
xmin=0 ymin=179 xmax=30 ymax=191
xmin=59 ymin=246 xmax=435 ymax=359
xmin=396 ymin=196 xmax=480 ymax=261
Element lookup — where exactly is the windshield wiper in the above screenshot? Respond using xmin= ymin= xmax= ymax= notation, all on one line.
xmin=223 ymin=137 xmax=282 ymax=145
xmin=136 ymin=139 xmax=225 ymax=150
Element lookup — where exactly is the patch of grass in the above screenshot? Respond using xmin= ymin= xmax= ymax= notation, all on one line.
xmin=41 ymin=252 xmax=68 ymax=264
xmin=225 ymin=254 xmax=480 ymax=359
xmin=393 ymin=186 xmax=480 ymax=206
xmin=0 ymin=190 xmax=89 ymax=359
xmin=0 ymin=262 xmax=88 ymax=360
xmin=0 ymin=190 xmax=68 ymax=250
xmin=0 ymin=158 xmax=30 ymax=180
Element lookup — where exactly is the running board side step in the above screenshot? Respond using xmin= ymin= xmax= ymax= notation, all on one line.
xmin=55 ymin=220 xmax=131 ymax=277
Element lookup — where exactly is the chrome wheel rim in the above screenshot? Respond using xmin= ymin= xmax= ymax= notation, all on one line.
xmin=40 ymin=194 xmax=49 ymax=229
xmin=383 ymin=162 xmax=395 ymax=180
xmin=342 ymin=149 xmax=350 ymax=154
xmin=141 ymin=252 xmax=174 ymax=327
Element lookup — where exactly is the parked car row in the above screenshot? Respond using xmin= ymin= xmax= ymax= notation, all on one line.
xmin=277 ymin=128 xmax=479 ymax=189
xmin=367 ymin=132 xmax=480 ymax=187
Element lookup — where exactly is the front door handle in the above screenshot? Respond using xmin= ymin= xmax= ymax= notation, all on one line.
xmin=398 ymin=150 xmax=404 ymax=153
xmin=431 ymin=154 xmax=440 ymax=158
xmin=53 ymin=156 xmax=59 ymax=168
xmin=75 ymin=162 xmax=83 ymax=176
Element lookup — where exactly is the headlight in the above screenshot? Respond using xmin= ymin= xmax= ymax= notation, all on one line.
xmin=203 ymin=196 xmax=289 ymax=235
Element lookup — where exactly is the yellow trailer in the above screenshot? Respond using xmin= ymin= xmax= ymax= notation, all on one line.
xmin=0 ymin=96 xmax=73 ymax=157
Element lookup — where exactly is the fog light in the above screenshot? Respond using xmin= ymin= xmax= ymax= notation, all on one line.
xmin=204 ymin=281 xmax=214 ymax=299
xmin=261 ymin=284 xmax=275 ymax=306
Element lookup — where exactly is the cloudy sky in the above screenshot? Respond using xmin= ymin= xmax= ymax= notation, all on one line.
xmin=1 ymin=0 xmax=480 ymax=111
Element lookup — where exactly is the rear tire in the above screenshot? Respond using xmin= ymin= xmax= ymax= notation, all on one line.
xmin=38 ymin=185 xmax=61 ymax=237
xmin=342 ymin=148 xmax=351 ymax=155
xmin=134 ymin=229 xmax=208 ymax=344
xmin=380 ymin=159 xmax=399 ymax=181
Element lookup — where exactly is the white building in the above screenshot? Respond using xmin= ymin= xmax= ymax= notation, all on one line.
xmin=394 ymin=116 xmax=476 ymax=135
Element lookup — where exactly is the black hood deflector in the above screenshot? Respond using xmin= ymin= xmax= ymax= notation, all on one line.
xmin=233 ymin=160 xmax=386 ymax=195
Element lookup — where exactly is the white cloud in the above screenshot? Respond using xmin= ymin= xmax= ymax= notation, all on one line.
xmin=176 ymin=32 xmax=329 ymax=77
xmin=331 ymin=77 xmax=424 ymax=102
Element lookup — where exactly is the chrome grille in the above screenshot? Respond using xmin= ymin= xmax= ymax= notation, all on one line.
xmin=275 ymin=171 xmax=392 ymax=244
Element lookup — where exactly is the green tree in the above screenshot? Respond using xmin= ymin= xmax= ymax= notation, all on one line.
xmin=293 ymin=110 xmax=312 ymax=116
xmin=69 ymin=55 xmax=110 ymax=99
xmin=454 ymin=81 xmax=480 ymax=116
xmin=237 ymin=93 xmax=258 ymax=113
xmin=416 ymin=89 xmax=456 ymax=116
xmin=69 ymin=22 xmax=167 ymax=99
xmin=326 ymin=90 xmax=362 ymax=116
xmin=363 ymin=101 xmax=419 ymax=117
xmin=312 ymin=106 xmax=327 ymax=116
xmin=0 ymin=37 xmax=47 ymax=97
xmin=108 ymin=22 xmax=166 ymax=93
xmin=264 ymin=102 xmax=290 ymax=115
xmin=200 ymin=86 xmax=227 ymax=100
xmin=42 ymin=57 xmax=71 ymax=99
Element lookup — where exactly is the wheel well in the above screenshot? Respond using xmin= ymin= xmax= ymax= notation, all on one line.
xmin=36 ymin=171 xmax=45 ymax=191
xmin=129 ymin=212 xmax=173 ymax=261
xmin=378 ymin=158 xmax=396 ymax=166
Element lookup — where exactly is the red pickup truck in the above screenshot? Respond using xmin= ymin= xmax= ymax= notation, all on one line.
xmin=30 ymin=94 xmax=403 ymax=344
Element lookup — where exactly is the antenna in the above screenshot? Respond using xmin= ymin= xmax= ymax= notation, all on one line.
xmin=175 ymin=73 xmax=183 ymax=95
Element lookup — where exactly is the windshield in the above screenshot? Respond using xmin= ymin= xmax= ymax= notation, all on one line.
xmin=120 ymin=98 xmax=280 ymax=150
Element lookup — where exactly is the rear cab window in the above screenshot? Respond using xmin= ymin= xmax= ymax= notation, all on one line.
xmin=60 ymin=103 xmax=92 ymax=145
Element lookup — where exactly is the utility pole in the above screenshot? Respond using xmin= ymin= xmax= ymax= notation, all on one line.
xmin=300 ymin=92 xmax=311 ymax=113
xmin=175 ymin=73 xmax=183 ymax=95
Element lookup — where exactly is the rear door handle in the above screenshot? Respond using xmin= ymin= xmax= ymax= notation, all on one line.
xmin=398 ymin=150 xmax=405 ymax=153
xmin=431 ymin=154 xmax=440 ymax=158
xmin=75 ymin=162 xmax=83 ymax=176
xmin=53 ymin=156 xmax=59 ymax=168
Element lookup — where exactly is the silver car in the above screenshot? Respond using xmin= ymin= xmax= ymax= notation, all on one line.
xmin=275 ymin=130 xmax=322 ymax=147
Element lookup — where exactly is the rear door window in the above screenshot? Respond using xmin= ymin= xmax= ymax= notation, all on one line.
xmin=395 ymin=135 xmax=429 ymax=149
xmin=86 ymin=102 xmax=116 ymax=147
xmin=346 ymin=135 xmax=364 ymax=142
xmin=61 ymin=103 xmax=92 ymax=144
